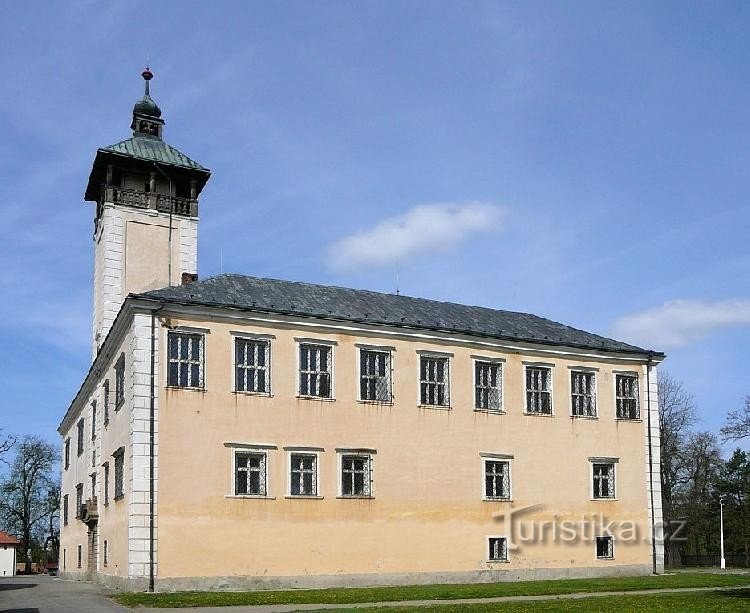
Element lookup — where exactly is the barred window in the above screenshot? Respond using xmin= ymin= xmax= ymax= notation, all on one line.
xmin=420 ymin=356 xmax=450 ymax=407
xmin=484 ymin=460 xmax=510 ymax=500
xmin=360 ymin=349 xmax=391 ymax=402
xmin=75 ymin=483 xmax=83 ymax=518
xmin=168 ymin=332 xmax=204 ymax=388
xmin=616 ymin=374 xmax=640 ymax=419
xmin=341 ymin=454 xmax=372 ymax=497
xmin=115 ymin=353 xmax=125 ymax=409
xmin=77 ymin=419 xmax=84 ymax=456
xmin=593 ymin=462 xmax=615 ymax=499
xmin=475 ymin=361 xmax=502 ymax=411
xmin=299 ymin=344 xmax=332 ymax=398
xmin=596 ymin=535 xmax=614 ymax=559
xmin=103 ymin=540 xmax=108 ymax=567
xmin=525 ymin=366 xmax=552 ymax=414
xmin=91 ymin=401 xmax=97 ymax=440
xmin=103 ymin=380 xmax=110 ymax=426
xmin=488 ymin=537 xmax=508 ymax=562
xmin=571 ymin=371 xmax=596 ymax=417
xmin=64 ymin=439 xmax=70 ymax=470
xmin=235 ymin=338 xmax=270 ymax=394
xmin=113 ymin=447 xmax=125 ymax=500
xmin=63 ymin=494 xmax=69 ymax=526
xmin=235 ymin=451 xmax=267 ymax=496
xmin=103 ymin=462 xmax=110 ymax=505
xmin=290 ymin=453 xmax=317 ymax=496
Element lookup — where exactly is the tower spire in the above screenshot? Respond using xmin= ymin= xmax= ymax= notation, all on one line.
xmin=142 ymin=67 xmax=153 ymax=96
xmin=131 ymin=67 xmax=163 ymax=137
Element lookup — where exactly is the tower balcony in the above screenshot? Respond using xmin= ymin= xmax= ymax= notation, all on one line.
xmin=101 ymin=184 xmax=197 ymax=217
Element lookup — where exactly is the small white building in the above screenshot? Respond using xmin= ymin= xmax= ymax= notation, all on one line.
xmin=0 ymin=531 xmax=20 ymax=577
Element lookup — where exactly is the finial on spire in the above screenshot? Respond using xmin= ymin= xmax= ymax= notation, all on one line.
xmin=142 ymin=67 xmax=153 ymax=96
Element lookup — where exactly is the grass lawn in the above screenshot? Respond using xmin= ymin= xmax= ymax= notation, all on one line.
xmin=113 ymin=572 xmax=750 ymax=608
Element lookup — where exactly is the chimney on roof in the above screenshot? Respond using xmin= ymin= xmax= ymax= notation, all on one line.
xmin=181 ymin=272 xmax=198 ymax=285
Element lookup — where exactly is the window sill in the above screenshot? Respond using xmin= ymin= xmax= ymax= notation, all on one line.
xmin=418 ymin=404 xmax=452 ymax=411
xmin=336 ymin=495 xmax=375 ymax=500
xmin=487 ymin=559 xmax=510 ymax=564
xmin=233 ymin=390 xmax=273 ymax=398
xmin=474 ymin=409 xmax=505 ymax=415
xmin=296 ymin=396 xmax=335 ymax=402
xmin=596 ymin=557 xmax=615 ymax=561
xmin=284 ymin=495 xmax=324 ymax=500
xmin=615 ymin=418 xmax=642 ymax=423
xmin=225 ymin=494 xmax=276 ymax=500
xmin=357 ymin=399 xmax=393 ymax=406
xmin=591 ymin=498 xmax=618 ymax=502
xmin=165 ymin=386 xmax=206 ymax=392
xmin=571 ymin=415 xmax=598 ymax=420
xmin=114 ymin=495 xmax=125 ymax=502
xmin=523 ymin=412 xmax=554 ymax=417
xmin=483 ymin=498 xmax=513 ymax=503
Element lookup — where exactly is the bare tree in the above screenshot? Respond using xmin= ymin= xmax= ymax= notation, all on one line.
xmin=0 ymin=435 xmax=58 ymax=573
xmin=721 ymin=396 xmax=750 ymax=442
xmin=0 ymin=429 xmax=15 ymax=463
xmin=658 ymin=371 xmax=698 ymax=568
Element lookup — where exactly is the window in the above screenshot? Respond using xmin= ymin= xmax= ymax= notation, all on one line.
xmin=90 ymin=472 xmax=97 ymax=497
xmin=77 ymin=419 xmax=84 ymax=456
xmin=525 ymin=366 xmax=552 ymax=414
xmin=63 ymin=494 xmax=69 ymax=526
xmin=103 ymin=380 xmax=110 ymax=426
xmin=419 ymin=355 xmax=450 ymax=407
xmin=298 ymin=344 xmax=332 ymax=398
xmin=592 ymin=462 xmax=616 ymax=499
xmin=167 ymin=332 xmax=204 ymax=388
xmin=596 ymin=535 xmax=614 ymax=559
xmin=103 ymin=462 xmax=109 ymax=505
xmin=115 ymin=353 xmax=125 ymax=409
xmin=63 ymin=548 xmax=66 ymax=570
xmin=484 ymin=459 xmax=510 ymax=500
xmin=75 ymin=483 xmax=83 ymax=518
xmin=488 ymin=537 xmax=508 ymax=562
xmin=235 ymin=338 xmax=270 ymax=394
xmin=113 ymin=447 xmax=125 ymax=500
xmin=103 ymin=540 xmax=108 ymax=567
xmin=235 ymin=451 xmax=267 ymax=496
xmin=77 ymin=544 xmax=82 ymax=568
xmin=571 ymin=371 xmax=596 ymax=417
xmin=290 ymin=453 xmax=317 ymax=496
xmin=616 ymin=374 xmax=640 ymax=419
xmin=359 ymin=349 xmax=392 ymax=402
xmin=91 ymin=401 xmax=97 ymax=440
xmin=341 ymin=454 xmax=372 ymax=497
xmin=475 ymin=361 xmax=502 ymax=411
xmin=64 ymin=439 xmax=70 ymax=470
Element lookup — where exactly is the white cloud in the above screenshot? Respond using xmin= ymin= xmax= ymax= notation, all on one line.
xmin=612 ymin=299 xmax=750 ymax=349
xmin=328 ymin=202 xmax=504 ymax=272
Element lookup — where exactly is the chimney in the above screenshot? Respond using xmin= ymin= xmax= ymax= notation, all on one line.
xmin=181 ymin=272 xmax=198 ymax=286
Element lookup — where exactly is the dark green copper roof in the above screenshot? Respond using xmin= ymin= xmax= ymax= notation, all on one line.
xmin=101 ymin=134 xmax=208 ymax=172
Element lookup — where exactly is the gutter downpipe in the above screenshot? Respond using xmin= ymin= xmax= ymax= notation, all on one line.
xmin=149 ymin=302 xmax=165 ymax=592
xmin=646 ymin=354 xmax=658 ymax=574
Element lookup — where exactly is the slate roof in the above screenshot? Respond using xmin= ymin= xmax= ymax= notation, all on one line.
xmin=100 ymin=134 xmax=209 ymax=172
xmin=140 ymin=274 xmax=660 ymax=356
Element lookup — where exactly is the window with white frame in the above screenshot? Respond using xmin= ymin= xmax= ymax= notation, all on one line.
xmin=167 ymin=331 xmax=204 ymax=388
xmin=359 ymin=349 xmax=392 ymax=402
xmin=75 ymin=483 xmax=83 ymax=518
xmin=340 ymin=454 xmax=372 ymax=497
xmin=115 ymin=353 xmax=125 ymax=409
xmin=484 ymin=459 xmax=510 ymax=500
xmin=103 ymin=379 xmax=110 ymax=426
xmin=596 ymin=535 xmax=614 ymax=559
xmin=290 ymin=453 xmax=318 ymax=496
xmin=235 ymin=338 xmax=270 ymax=394
xmin=525 ymin=366 xmax=552 ymax=414
xmin=592 ymin=462 xmax=616 ymax=499
xmin=77 ymin=545 xmax=82 ymax=568
xmin=90 ymin=472 xmax=96 ymax=496
xmin=103 ymin=462 xmax=109 ymax=505
xmin=103 ymin=540 xmax=108 ymax=567
xmin=299 ymin=344 xmax=332 ymax=398
xmin=488 ymin=537 xmax=508 ymax=562
xmin=571 ymin=370 xmax=596 ymax=417
xmin=615 ymin=374 xmax=640 ymax=419
xmin=234 ymin=451 xmax=267 ymax=496
xmin=63 ymin=494 xmax=69 ymax=526
xmin=113 ymin=447 xmax=125 ymax=500
xmin=77 ymin=419 xmax=84 ymax=456
xmin=91 ymin=401 xmax=97 ymax=440
xmin=64 ymin=439 xmax=70 ymax=470
xmin=419 ymin=355 xmax=450 ymax=407
xmin=475 ymin=361 xmax=502 ymax=411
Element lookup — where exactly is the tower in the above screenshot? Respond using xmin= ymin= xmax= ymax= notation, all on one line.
xmin=84 ymin=69 xmax=211 ymax=356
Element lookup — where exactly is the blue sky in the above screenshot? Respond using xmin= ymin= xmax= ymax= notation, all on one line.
xmin=1 ymin=1 xmax=748 ymax=451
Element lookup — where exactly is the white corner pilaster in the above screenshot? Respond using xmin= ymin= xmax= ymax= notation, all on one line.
xmin=93 ymin=204 xmax=125 ymax=359
xmin=644 ymin=363 xmax=664 ymax=573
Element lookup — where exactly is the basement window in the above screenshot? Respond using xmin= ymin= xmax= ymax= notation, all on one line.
xmin=359 ymin=349 xmax=392 ymax=402
xmin=592 ymin=462 xmax=616 ymax=499
xmin=525 ymin=366 xmax=552 ymax=414
xmin=340 ymin=454 xmax=373 ymax=497
xmin=616 ymin=374 xmax=640 ymax=419
xmin=596 ymin=535 xmax=614 ymax=559
xmin=484 ymin=459 xmax=511 ymax=500
xmin=571 ymin=371 xmax=597 ymax=417
xmin=289 ymin=453 xmax=318 ymax=496
xmin=235 ymin=451 xmax=267 ymax=496
xmin=235 ymin=338 xmax=270 ymax=394
xmin=419 ymin=355 xmax=450 ymax=407
xmin=475 ymin=361 xmax=502 ymax=412
xmin=167 ymin=332 xmax=204 ymax=389
xmin=298 ymin=344 xmax=332 ymax=398
xmin=488 ymin=537 xmax=508 ymax=562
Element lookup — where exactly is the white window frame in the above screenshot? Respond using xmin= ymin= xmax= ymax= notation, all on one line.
xmin=231 ymin=332 xmax=274 ymax=396
xmin=613 ymin=370 xmax=641 ymax=420
xmin=486 ymin=536 xmax=509 ymax=563
xmin=590 ymin=457 xmax=618 ymax=500
xmin=165 ymin=328 xmax=208 ymax=390
xmin=285 ymin=446 xmax=324 ymax=498
xmin=295 ymin=338 xmax=336 ymax=401
xmin=417 ymin=350 xmax=452 ymax=409
xmin=356 ymin=344 xmax=394 ymax=404
xmin=569 ymin=367 xmax=598 ymax=419
xmin=523 ymin=362 xmax=554 ymax=416
xmin=472 ymin=356 xmax=505 ymax=413
xmin=224 ymin=442 xmax=276 ymax=499
xmin=595 ymin=534 xmax=615 ymax=560
xmin=336 ymin=448 xmax=376 ymax=498
xmin=481 ymin=453 xmax=513 ymax=501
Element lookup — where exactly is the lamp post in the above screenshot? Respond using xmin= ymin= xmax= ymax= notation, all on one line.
xmin=719 ymin=495 xmax=726 ymax=570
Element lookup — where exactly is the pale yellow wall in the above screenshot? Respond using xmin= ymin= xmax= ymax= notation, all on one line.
xmin=156 ymin=313 xmax=652 ymax=579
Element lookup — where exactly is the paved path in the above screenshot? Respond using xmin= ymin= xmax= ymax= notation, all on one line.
xmin=135 ymin=584 xmax=750 ymax=612
xmin=0 ymin=575 xmax=126 ymax=613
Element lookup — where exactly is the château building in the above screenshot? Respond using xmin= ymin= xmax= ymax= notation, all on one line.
xmin=59 ymin=70 xmax=665 ymax=591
